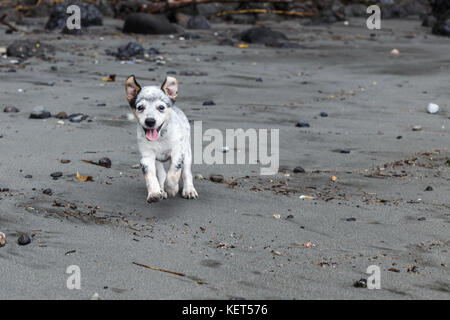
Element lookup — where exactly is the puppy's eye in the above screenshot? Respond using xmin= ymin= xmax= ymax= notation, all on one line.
xmin=157 ymin=105 xmax=165 ymax=112
xmin=137 ymin=105 xmax=145 ymax=112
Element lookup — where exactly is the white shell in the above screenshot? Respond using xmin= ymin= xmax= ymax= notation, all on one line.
xmin=426 ymin=103 xmax=439 ymax=114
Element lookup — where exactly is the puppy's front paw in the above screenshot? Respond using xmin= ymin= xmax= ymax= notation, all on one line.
xmin=166 ymin=185 xmax=179 ymax=198
xmin=182 ymin=186 xmax=198 ymax=199
xmin=147 ymin=191 xmax=164 ymax=203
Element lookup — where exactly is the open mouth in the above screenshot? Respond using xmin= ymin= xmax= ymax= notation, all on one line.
xmin=144 ymin=123 xmax=163 ymax=141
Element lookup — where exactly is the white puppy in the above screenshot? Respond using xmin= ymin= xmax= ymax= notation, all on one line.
xmin=125 ymin=75 xmax=198 ymax=202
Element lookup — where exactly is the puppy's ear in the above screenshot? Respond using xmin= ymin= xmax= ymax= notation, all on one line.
xmin=125 ymin=75 xmax=141 ymax=107
xmin=161 ymin=76 xmax=178 ymax=101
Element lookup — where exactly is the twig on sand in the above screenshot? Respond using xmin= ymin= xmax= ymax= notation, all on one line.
xmin=81 ymin=159 xmax=102 ymax=167
xmin=132 ymin=262 xmax=185 ymax=277
xmin=0 ymin=14 xmax=18 ymax=32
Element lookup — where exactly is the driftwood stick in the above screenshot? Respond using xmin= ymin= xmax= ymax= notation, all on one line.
xmin=0 ymin=14 xmax=19 ymax=32
xmin=132 ymin=261 xmax=186 ymax=277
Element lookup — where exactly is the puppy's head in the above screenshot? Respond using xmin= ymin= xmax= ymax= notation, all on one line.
xmin=125 ymin=75 xmax=178 ymax=141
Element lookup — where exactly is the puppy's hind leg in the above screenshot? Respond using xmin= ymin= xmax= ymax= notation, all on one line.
xmin=165 ymin=154 xmax=182 ymax=198
xmin=181 ymin=149 xmax=198 ymax=199
xmin=155 ymin=160 xmax=167 ymax=199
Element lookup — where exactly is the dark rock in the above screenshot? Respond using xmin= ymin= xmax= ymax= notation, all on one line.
xmin=24 ymin=175 xmax=32 ymax=179
xmin=50 ymin=172 xmax=63 ymax=178
xmin=255 ymin=78 xmax=263 ymax=82
xmin=433 ymin=13 xmax=450 ymax=37
xmin=203 ymin=100 xmax=215 ymax=106
xmin=69 ymin=113 xmax=88 ymax=122
xmin=6 ymin=40 xmax=50 ymax=59
xmin=286 ymin=215 xmax=294 ymax=219
xmin=417 ymin=217 xmax=426 ymax=221
xmin=422 ymin=14 xmax=437 ymax=27
xmin=353 ymin=278 xmax=367 ymax=288
xmin=29 ymin=106 xmax=51 ymax=119
xmin=293 ymin=167 xmax=305 ymax=173
xmin=18 ymin=234 xmax=31 ymax=246
xmin=320 ymin=111 xmax=328 ymax=117
xmin=43 ymin=188 xmax=53 ymax=195
xmin=0 ymin=188 xmax=9 ymax=192
xmin=123 ymin=13 xmax=177 ymax=35
xmin=210 ymin=174 xmax=224 ymax=183
xmin=218 ymin=38 xmax=234 ymax=46
xmin=98 ymin=157 xmax=112 ymax=168
xmin=3 ymin=106 xmax=19 ymax=113
xmin=381 ymin=4 xmax=407 ymax=19
xmin=116 ymin=42 xmax=144 ymax=59
xmin=239 ymin=27 xmax=288 ymax=45
xmin=55 ymin=112 xmax=68 ymax=119
xmin=187 ymin=15 xmax=211 ymax=30
xmin=146 ymin=47 xmax=160 ymax=55
xmin=424 ymin=186 xmax=433 ymax=191
xmin=340 ymin=149 xmax=351 ymax=154
xmin=346 ymin=217 xmax=356 ymax=222
xmin=45 ymin=1 xmax=103 ymax=31
xmin=295 ymin=120 xmax=310 ymax=128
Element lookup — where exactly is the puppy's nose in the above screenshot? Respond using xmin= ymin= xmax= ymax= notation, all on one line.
xmin=145 ymin=118 xmax=156 ymax=128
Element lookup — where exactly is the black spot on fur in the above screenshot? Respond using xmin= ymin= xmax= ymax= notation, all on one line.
xmin=140 ymin=162 xmax=148 ymax=174
xmin=175 ymin=155 xmax=184 ymax=170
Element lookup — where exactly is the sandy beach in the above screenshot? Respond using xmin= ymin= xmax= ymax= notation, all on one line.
xmin=0 ymin=15 xmax=449 ymax=299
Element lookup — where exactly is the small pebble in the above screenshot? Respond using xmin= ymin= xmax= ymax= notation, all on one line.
xmin=417 ymin=217 xmax=426 ymax=221
xmin=340 ymin=149 xmax=351 ymax=154
xmin=426 ymin=103 xmax=439 ymax=114
xmin=353 ymin=279 xmax=367 ymax=288
xmin=412 ymin=125 xmax=422 ymax=131
xmin=98 ymin=157 xmax=112 ymax=168
xmin=18 ymin=234 xmax=31 ymax=246
xmin=3 ymin=106 xmax=19 ymax=113
xmin=293 ymin=166 xmax=305 ymax=173
xmin=43 ymin=188 xmax=52 ymax=195
xmin=203 ymin=100 xmax=215 ymax=106
xmin=61 ymin=159 xmax=71 ymax=164
xmin=295 ymin=120 xmax=310 ymax=128
xmin=25 ymin=175 xmax=32 ymax=179
xmin=195 ymin=174 xmax=204 ymax=180
xmin=320 ymin=111 xmax=328 ymax=117
xmin=29 ymin=106 xmax=51 ymax=119
xmin=69 ymin=113 xmax=88 ymax=123
xmin=424 ymin=186 xmax=433 ymax=191
xmin=396 ymin=136 xmax=402 ymax=139
xmin=0 ymin=232 xmax=6 ymax=247
xmin=55 ymin=112 xmax=68 ymax=119
xmin=346 ymin=217 xmax=356 ymax=222
xmin=50 ymin=172 xmax=63 ymax=178
xmin=210 ymin=174 xmax=224 ymax=183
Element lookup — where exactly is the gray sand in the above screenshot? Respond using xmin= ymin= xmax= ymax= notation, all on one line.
xmin=0 ymin=17 xmax=449 ymax=299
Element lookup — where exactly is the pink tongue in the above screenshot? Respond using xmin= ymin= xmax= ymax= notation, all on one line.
xmin=146 ymin=129 xmax=159 ymax=141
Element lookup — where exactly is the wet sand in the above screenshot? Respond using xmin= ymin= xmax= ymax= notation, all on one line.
xmin=0 ymin=16 xmax=449 ymax=299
